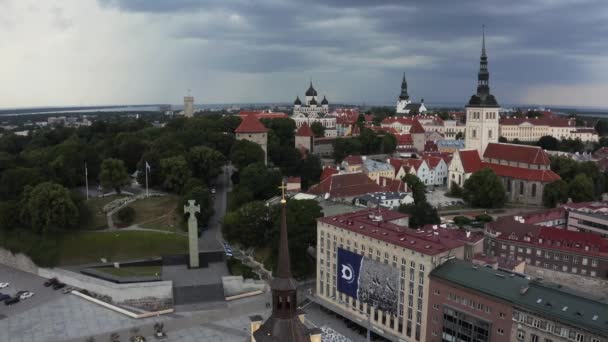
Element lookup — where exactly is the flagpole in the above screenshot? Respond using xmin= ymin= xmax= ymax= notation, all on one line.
xmin=85 ymin=162 xmax=89 ymax=200
xmin=145 ymin=162 xmax=149 ymax=198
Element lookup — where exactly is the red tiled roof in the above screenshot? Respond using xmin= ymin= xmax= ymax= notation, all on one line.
xmin=378 ymin=176 xmax=408 ymax=192
xmin=480 ymin=163 xmax=560 ymax=182
xmin=307 ymin=172 xmax=383 ymax=198
xmin=370 ymin=126 xmax=399 ymax=135
xmin=483 ymin=143 xmax=550 ymax=165
xmin=320 ymin=166 xmax=338 ymax=181
xmin=520 ymin=208 xmax=566 ymax=225
xmin=343 ymin=155 xmax=363 ymax=165
xmin=458 ymin=150 xmax=483 ymax=173
xmin=381 ymin=116 xmax=416 ymax=126
xmin=295 ymin=122 xmax=314 ymax=137
xmin=395 ymin=133 xmax=413 ymax=145
xmin=235 ymin=113 xmax=268 ymax=133
xmin=423 ymin=155 xmax=443 ymax=169
xmin=499 ymin=117 xmax=573 ymax=127
xmin=410 ymin=119 xmax=425 ymax=134
xmin=422 ymin=152 xmax=452 ymax=165
xmin=319 ymin=209 xmax=480 ymax=256
xmin=488 ymin=218 xmax=608 ymax=257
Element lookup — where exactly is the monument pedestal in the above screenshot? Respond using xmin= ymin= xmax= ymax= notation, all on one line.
xmin=184 ymin=200 xmax=200 ymax=268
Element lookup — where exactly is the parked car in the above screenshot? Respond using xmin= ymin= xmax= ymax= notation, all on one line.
xmin=15 ymin=290 xmax=27 ymax=297
xmin=53 ymin=282 xmax=66 ymax=290
xmin=4 ymin=296 xmax=19 ymax=305
xmin=44 ymin=278 xmax=58 ymax=287
xmin=0 ymin=293 xmax=10 ymax=301
xmin=0 ymin=282 xmax=9 ymax=288
xmin=19 ymin=291 xmax=34 ymax=300
xmin=62 ymin=287 xmax=73 ymax=294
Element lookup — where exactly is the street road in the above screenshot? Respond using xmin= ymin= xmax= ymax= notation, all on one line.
xmin=198 ymin=164 xmax=232 ymax=252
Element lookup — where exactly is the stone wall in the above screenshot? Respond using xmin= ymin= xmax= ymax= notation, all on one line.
xmin=0 ymin=247 xmax=38 ymax=274
xmin=222 ymin=275 xmax=267 ymax=297
xmin=526 ymin=265 xmax=608 ymax=298
xmin=38 ymin=268 xmax=173 ymax=304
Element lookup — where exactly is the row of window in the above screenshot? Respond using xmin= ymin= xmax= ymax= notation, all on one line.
xmin=513 ymin=311 xmax=601 ymax=342
xmin=499 ymin=244 xmax=599 ymax=266
xmin=446 ymin=292 xmax=495 ymax=315
xmin=469 ymin=111 xmax=497 ymax=120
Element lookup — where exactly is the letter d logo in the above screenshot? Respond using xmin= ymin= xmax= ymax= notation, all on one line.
xmin=341 ymin=264 xmax=355 ymax=284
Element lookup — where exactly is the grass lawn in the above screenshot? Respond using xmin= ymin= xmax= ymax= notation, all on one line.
xmin=120 ymin=195 xmax=182 ymax=232
xmin=95 ymin=265 xmax=162 ymax=277
xmin=58 ymin=230 xmax=187 ymax=265
xmin=85 ymin=195 xmax=129 ymax=230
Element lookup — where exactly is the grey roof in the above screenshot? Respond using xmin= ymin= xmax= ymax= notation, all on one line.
xmin=437 ymin=140 xmax=465 ymax=148
xmin=431 ymin=259 xmax=608 ymax=336
xmin=405 ymin=103 xmax=422 ymax=111
xmin=363 ymin=158 xmax=394 ymax=172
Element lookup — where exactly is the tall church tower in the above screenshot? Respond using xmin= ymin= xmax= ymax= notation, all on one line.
xmin=396 ymin=73 xmax=411 ymax=114
xmin=465 ymin=26 xmax=500 ymax=156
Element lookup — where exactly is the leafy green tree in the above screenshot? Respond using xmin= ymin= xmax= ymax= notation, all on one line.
xmin=180 ymin=186 xmax=214 ymax=229
xmin=498 ymin=136 xmax=508 ymax=143
xmin=261 ymin=118 xmax=296 ymax=145
xmin=382 ymin=133 xmax=397 ymax=154
xmin=310 ymin=122 xmax=325 ymax=138
xmin=116 ymin=206 xmax=136 ymax=226
xmin=20 ymin=182 xmax=79 ymax=234
xmin=239 ymin=163 xmax=282 ymax=200
xmin=594 ymin=119 xmax=608 ymax=136
xmin=160 ymin=155 xmax=192 ymax=193
xmin=99 ymin=158 xmax=130 ymax=194
xmin=453 ymin=216 xmax=472 ymax=227
xmin=398 ymin=201 xmax=440 ymax=228
xmin=0 ymin=200 xmax=20 ymax=230
xmin=230 ymin=139 xmax=265 ymax=170
xmin=187 ymin=146 xmax=226 ymax=182
xmin=568 ymin=174 xmax=595 ymax=202
xmin=297 ymin=154 xmax=322 ymax=190
xmin=542 ymin=180 xmax=569 ymax=208
xmin=537 ymin=136 xmax=558 ymax=151
xmin=475 ymin=214 xmax=493 ymax=222
xmin=0 ymin=167 xmax=42 ymax=200
xmin=115 ymin=133 xmax=149 ymax=172
xmin=333 ymin=138 xmax=362 ymax=162
xmin=223 ymin=201 xmax=273 ymax=247
xmin=403 ymin=174 xmax=426 ymax=204
xmin=448 ymin=182 xmax=463 ymax=197
xmin=359 ymin=128 xmax=381 ymax=154
xmin=463 ymin=168 xmax=506 ymax=208
xmin=550 ymin=156 xmax=578 ymax=181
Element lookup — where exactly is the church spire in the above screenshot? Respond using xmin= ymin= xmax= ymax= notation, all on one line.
xmin=466 ymin=25 xmax=499 ymax=108
xmin=399 ymin=72 xmax=409 ymax=100
xmin=481 ymin=24 xmax=487 ymax=58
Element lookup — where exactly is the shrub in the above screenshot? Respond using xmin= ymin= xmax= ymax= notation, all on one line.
xmin=453 ymin=216 xmax=472 ymax=227
xmin=475 ymin=214 xmax=493 ymax=223
xmin=117 ymin=206 xmax=136 ymax=226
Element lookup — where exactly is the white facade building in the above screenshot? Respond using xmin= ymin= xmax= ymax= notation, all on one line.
xmin=292 ymin=82 xmax=336 ymax=137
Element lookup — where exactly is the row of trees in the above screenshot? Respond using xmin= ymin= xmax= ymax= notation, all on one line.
xmin=333 ymin=128 xmax=397 ymax=162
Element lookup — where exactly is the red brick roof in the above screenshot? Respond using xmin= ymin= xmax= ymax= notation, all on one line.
xmin=342 ymin=155 xmax=363 ymax=166
xmin=319 ymin=209 xmax=481 ymax=256
xmin=320 ymin=166 xmax=338 ymax=181
xmin=235 ymin=113 xmax=268 ymax=133
xmin=370 ymin=126 xmax=399 ymax=135
xmin=378 ymin=176 xmax=408 ymax=192
xmin=295 ymin=122 xmax=314 ymax=137
xmin=424 ymin=140 xmax=438 ymax=152
xmin=423 ymin=155 xmax=443 ymax=169
xmin=458 ymin=150 xmax=482 ymax=173
xmin=410 ymin=119 xmax=425 ymax=134
xmin=480 ymin=163 xmax=560 ymax=182
xmin=381 ymin=116 xmax=416 ymax=126
xmin=483 ymin=143 xmax=550 ymax=165
xmin=307 ymin=172 xmax=382 ymax=198
xmin=520 ymin=208 xmax=566 ymax=225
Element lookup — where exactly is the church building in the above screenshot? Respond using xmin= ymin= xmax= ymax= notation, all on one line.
xmin=292 ymin=82 xmax=336 ymax=137
xmin=395 ymin=73 xmax=427 ymax=114
xmin=235 ymin=113 xmax=269 ymax=165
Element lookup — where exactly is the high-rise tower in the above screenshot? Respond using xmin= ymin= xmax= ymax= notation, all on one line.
xmin=183 ymin=92 xmax=194 ymax=118
xmin=465 ymin=26 xmax=500 ymax=155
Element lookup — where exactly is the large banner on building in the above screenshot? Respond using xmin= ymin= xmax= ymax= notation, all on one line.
xmin=337 ymin=248 xmax=399 ymax=315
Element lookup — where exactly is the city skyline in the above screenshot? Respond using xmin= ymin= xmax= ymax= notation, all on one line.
xmin=1 ymin=0 xmax=608 ymax=108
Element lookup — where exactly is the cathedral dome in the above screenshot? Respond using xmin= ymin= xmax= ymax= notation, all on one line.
xmin=294 ymin=96 xmax=302 ymax=105
xmin=321 ymin=96 xmax=328 ymax=105
xmin=305 ymin=82 xmax=317 ymax=96
xmin=309 ymin=97 xmax=318 ymax=105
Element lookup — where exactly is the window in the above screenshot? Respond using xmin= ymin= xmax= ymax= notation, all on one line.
xmin=532 ymin=183 xmax=537 ymax=197
xmin=499 ymin=312 xmax=505 ymax=319
xmin=472 ymin=129 xmax=477 ymax=138
xmin=572 ymin=267 xmax=577 ymax=273
xmin=488 ymin=129 xmax=493 ymax=139
xmin=582 ymin=258 xmax=588 ymax=266
xmin=520 ymin=181 xmax=524 ymax=195
xmin=591 ymin=259 xmax=598 ymax=267
xmin=517 ymin=330 xmax=525 ymax=340
xmin=497 ymin=328 xmax=504 ymax=335
xmin=531 ymin=334 xmax=539 ymax=342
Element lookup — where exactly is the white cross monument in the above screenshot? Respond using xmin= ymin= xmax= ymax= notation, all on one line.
xmin=184 ymin=200 xmax=200 ymax=268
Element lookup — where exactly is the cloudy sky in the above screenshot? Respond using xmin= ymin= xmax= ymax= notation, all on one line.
xmin=1 ymin=0 xmax=607 ymax=108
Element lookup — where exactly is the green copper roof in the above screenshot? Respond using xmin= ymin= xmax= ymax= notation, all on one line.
xmin=431 ymin=259 xmax=608 ymax=336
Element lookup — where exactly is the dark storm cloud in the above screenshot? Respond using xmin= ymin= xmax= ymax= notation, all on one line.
xmin=99 ymin=0 xmax=608 ymax=104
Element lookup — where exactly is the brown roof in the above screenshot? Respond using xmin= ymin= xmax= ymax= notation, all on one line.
xmin=320 ymin=166 xmax=338 ymax=181
xmin=483 ymin=143 xmax=550 ymax=165
xmin=481 ymin=163 xmax=560 ymax=182
xmin=342 ymin=154 xmax=363 ymax=165
xmin=307 ymin=172 xmax=382 ymax=198
xmin=235 ymin=113 xmax=268 ymax=133
xmin=295 ymin=122 xmax=314 ymax=137
xmin=458 ymin=150 xmax=482 ymax=173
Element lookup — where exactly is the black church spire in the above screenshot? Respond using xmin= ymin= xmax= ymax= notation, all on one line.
xmin=467 ymin=25 xmax=499 ymax=108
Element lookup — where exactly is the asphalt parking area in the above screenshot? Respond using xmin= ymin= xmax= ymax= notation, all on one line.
xmin=0 ymin=264 xmax=64 ymax=318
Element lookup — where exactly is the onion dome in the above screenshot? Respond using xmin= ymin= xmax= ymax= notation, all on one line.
xmin=294 ymin=96 xmax=302 ymax=105
xmin=309 ymin=97 xmax=317 ymax=105
xmin=305 ymin=81 xmax=317 ymax=96
xmin=321 ymin=96 xmax=328 ymax=105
